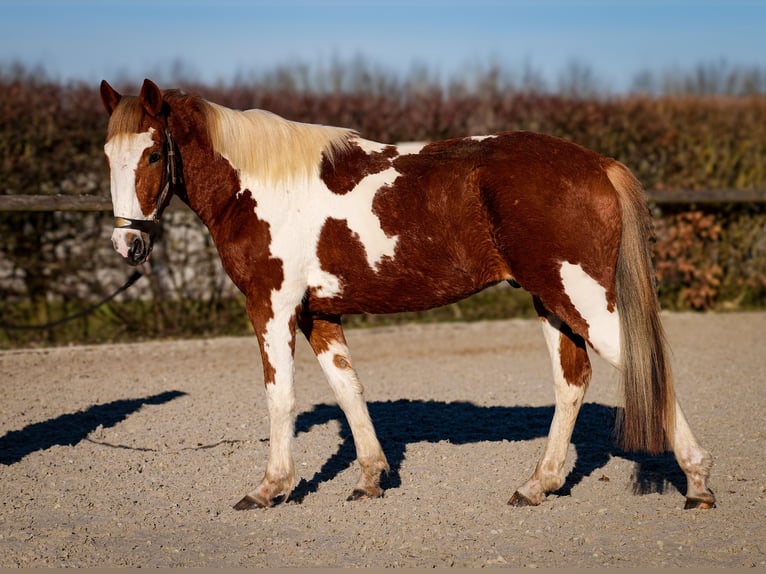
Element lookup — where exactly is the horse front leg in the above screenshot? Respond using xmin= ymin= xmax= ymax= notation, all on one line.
xmin=234 ymin=299 xmax=300 ymax=510
xmin=510 ymin=300 xmax=592 ymax=506
xmin=299 ymin=313 xmax=389 ymax=500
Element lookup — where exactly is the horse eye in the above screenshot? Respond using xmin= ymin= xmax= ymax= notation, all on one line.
xmin=148 ymin=151 xmax=162 ymax=164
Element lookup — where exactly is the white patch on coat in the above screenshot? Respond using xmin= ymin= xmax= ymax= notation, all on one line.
xmin=104 ymin=128 xmax=155 ymax=257
xmin=395 ymin=141 xmax=428 ymax=154
xmin=340 ymin=165 xmax=400 ymax=267
xmin=559 ymin=261 xmax=621 ymax=366
xmin=231 ymin=136 xmax=402 ymax=300
xmin=470 ymin=135 xmax=497 ymax=142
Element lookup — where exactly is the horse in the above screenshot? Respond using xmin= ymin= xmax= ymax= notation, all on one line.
xmin=99 ymin=78 xmax=715 ymax=510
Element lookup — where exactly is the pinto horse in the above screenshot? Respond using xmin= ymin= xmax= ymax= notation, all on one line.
xmin=99 ymin=79 xmax=715 ymax=510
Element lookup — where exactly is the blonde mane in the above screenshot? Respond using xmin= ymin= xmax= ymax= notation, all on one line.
xmin=201 ymin=100 xmax=356 ymax=186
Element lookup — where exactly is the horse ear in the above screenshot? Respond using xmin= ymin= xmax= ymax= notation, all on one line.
xmin=139 ymin=78 xmax=165 ymax=117
xmin=100 ymin=80 xmax=121 ymax=116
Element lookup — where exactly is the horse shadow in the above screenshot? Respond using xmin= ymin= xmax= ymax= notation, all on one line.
xmin=0 ymin=390 xmax=187 ymax=465
xmin=292 ymin=399 xmax=686 ymax=502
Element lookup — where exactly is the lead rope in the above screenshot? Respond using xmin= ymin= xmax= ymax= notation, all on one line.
xmin=0 ymin=271 xmax=143 ymax=331
xmin=5 ymin=122 xmax=179 ymax=331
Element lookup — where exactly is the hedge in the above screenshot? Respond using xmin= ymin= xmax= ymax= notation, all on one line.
xmin=1 ymin=69 xmax=765 ymax=347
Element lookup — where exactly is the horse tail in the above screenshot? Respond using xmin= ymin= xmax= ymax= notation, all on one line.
xmin=607 ymin=161 xmax=675 ymax=454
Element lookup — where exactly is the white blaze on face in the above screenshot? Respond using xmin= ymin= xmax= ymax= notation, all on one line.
xmin=104 ymin=128 xmax=155 ymax=257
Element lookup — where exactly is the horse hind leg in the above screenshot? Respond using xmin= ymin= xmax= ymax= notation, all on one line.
xmin=510 ymin=297 xmax=592 ymax=506
xmin=557 ymin=262 xmax=715 ymax=508
xmin=599 ymin=328 xmax=715 ymax=508
xmin=669 ymin=402 xmax=716 ymax=509
xmin=299 ymin=314 xmax=389 ymax=500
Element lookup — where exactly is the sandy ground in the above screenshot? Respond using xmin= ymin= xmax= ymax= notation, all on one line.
xmin=1 ymin=312 xmax=764 ymax=568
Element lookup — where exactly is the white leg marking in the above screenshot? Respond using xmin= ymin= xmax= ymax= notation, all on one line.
xmin=262 ymin=360 xmax=296 ymax=489
xmin=514 ymin=316 xmax=589 ymax=504
xmin=671 ymin=400 xmax=714 ymax=503
xmin=316 ymin=341 xmax=388 ymax=495
xmin=316 ymin=342 xmax=383 ymax=460
xmin=259 ymin=295 xmax=303 ymax=499
xmin=560 ymin=262 xmax=621 ymax=367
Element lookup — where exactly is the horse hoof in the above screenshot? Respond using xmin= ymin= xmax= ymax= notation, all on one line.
xmin=508 ymin=491 xmax=538 ymax=507
xmin=347 ymin=487 xmax=383 ymax=501
xmin=233 ymin=494 xmax=270 ymax=510
xmin=684 ymin=497 xmax=716 ymax=510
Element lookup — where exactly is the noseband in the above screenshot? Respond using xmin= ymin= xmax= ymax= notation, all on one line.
xmin=114 ymin=124 xmax=184 ymax=239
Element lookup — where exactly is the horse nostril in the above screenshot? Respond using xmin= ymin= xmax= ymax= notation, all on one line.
xmin=127 ymin=236 xmax=145 ymax=265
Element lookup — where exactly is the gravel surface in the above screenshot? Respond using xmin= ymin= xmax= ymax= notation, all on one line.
xmin=1 ymin=312 xmax=764 ymax=567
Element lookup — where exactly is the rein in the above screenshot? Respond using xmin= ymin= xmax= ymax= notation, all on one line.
xmin=0 ymin=271 xmax=143 ymax=331
xmin=114 ymin=123 xmax=184 ymax=238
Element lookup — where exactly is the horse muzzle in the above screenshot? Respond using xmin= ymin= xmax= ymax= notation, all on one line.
xmin=112 ymin=216 xmax=162 ymax=266
xmin=112 ymin=227 xmax=153 ymax=266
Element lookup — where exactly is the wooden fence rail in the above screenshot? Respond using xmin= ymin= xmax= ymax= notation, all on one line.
xmin=0 ymin=195 xmax=112 ymax=212
xmin=1 ymin=190 xmax=766 ymax=212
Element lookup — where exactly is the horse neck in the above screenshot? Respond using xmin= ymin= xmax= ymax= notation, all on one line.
xmin=168 ymin=100 xmax=354 ymax=228
xmin=166 ymin=100 xmax=241 ymax=227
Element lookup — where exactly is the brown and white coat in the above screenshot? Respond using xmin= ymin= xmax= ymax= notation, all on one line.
xmin=100 ymin=79 xmax=715 ymax=510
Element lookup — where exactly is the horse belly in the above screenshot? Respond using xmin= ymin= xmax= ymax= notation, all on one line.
xmin=307 ymin=210 xmax=511 ymax=316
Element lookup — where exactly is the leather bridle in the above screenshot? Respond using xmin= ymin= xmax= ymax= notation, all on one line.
xmin=114 ymin=123 xmax=184 ymax=239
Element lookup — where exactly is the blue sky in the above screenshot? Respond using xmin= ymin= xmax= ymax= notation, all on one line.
xmin=1 ymin=0 xmax=764 ymax=92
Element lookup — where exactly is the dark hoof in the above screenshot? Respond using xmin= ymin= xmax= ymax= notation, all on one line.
xmin=233 ymin=494 xmax=269 ymax=510
xmin=508 ymin=491 xmax=537 ymax=507
xmin=684 ymin=497 xmax=716 ymax=510
xmin=347 ymin=488 xmax=383 ymax=501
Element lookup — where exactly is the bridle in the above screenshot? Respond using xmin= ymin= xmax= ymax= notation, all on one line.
xmin=113 ymin=122 xmax=184 ymax=239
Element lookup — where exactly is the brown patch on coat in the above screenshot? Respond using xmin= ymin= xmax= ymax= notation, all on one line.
xmin=308 ymin=132 xmax=620 ymax=339
xmin=320 ymin=142 xmax=398 ymax=194
xmin=333 ymin=355 xmax=351 ymax=369
xmin=308 ymin=138 xmax=513 ymax=315
xmin=534 ymin=297 xmax=592 ymax=388
xmin=213 ymin=187 xmax=284 ymax=386
xmin=559 ymin=326 xmax=592 ymax=387
xmin=170 ymin=98 xmax=286 ymax=383
xmin=441 ymin=132 xmax=621 ymax=338
xmin=133 ymin=132 xmax=166 ymax=217
xmin=298 ymin=314 xmax=347 ymax=356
